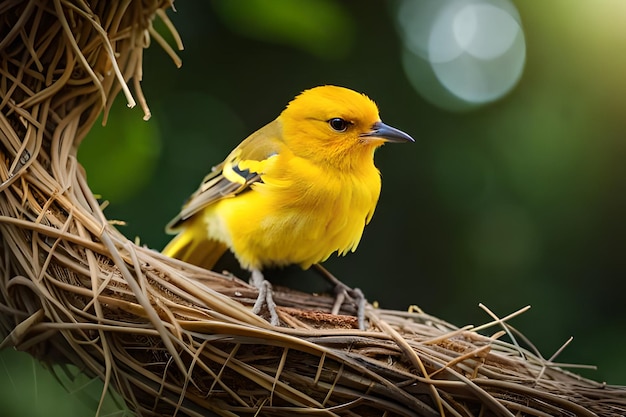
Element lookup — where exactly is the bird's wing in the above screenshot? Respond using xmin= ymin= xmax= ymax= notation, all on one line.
xmin=166 ymin=120 xmax=284 ymax=232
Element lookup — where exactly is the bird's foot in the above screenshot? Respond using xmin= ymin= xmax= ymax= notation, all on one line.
xmin=332 ymin=282 xmax=366 ymax=330
xmin=250 ymin=269 xmax=280 ymax=326
xmin=313 ymin=264 xmax=367 ymax=330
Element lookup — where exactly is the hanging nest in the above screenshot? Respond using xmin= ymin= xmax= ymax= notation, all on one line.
xmin=1 ymin=1 xmax=625 ymax=416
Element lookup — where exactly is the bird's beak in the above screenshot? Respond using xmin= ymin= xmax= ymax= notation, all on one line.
xmin=361 ymin=121 xmax=414 ymax=143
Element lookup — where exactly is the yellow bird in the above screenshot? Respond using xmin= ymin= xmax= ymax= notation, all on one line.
xmin=163 ymin=85 xmax=413 ymax=326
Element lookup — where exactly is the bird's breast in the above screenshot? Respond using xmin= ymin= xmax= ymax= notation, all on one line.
xmin=216 ymin=155 xmax=382 ymax=269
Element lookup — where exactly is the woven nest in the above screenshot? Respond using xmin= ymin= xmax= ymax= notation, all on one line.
xmin=1 ymin=1 xmax=625 ymax=416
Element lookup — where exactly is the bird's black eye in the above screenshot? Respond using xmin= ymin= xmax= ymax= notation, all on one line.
xmin=328 ymin=118 xmax=349 ymax=132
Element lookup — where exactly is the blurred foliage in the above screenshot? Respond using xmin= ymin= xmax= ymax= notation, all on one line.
xmin=2 ymin=0 xmax=625 ymax=415
xmin=0 ymin=349 xmax=129 ymax=417
xmin=213 ymin=0 xmax=355 ymax=59
xmin=78 ymin=102 xmax=161 ymax=203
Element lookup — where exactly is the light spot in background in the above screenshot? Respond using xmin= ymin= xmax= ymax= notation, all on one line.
xmin=396 ymin=0 xmax=526 ymax=110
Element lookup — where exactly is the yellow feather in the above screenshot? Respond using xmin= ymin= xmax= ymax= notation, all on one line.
xmin=163 ymin=85 xmax=413 ymax=272
xmin=162 ymin=216 xmax=228 ymax=270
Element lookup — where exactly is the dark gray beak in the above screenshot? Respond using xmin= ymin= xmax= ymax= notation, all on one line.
xmin=361 ymin=121 xmax=414 ymax=143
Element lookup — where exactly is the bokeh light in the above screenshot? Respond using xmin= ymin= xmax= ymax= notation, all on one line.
xmin=396 ymin=0 xmax=526 ymax=110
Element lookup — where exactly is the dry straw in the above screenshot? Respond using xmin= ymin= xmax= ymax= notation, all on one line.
xmin=0 ymin=1 xmax=624 ymax=416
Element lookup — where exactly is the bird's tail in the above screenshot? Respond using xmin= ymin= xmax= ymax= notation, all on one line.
xmin=162 ymin=217 xmax=228 ymax=270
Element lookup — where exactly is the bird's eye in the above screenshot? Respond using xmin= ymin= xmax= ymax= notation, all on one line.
xmin=328 ymin=118 xmax=349 ymax=132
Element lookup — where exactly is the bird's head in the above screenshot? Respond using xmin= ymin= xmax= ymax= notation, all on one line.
xmin=278 ymin=85 xmax=413 ymax=170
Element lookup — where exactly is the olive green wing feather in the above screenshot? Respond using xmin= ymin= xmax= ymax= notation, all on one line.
xmin=166 ymin=120 xmax=283 ymax=232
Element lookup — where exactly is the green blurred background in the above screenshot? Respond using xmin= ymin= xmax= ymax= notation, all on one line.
xmin=2 ymin=1 xmax=625 ymax=415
